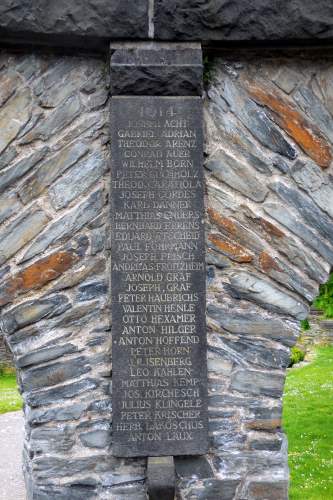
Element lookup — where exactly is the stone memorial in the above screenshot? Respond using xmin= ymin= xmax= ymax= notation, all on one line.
xmin=0 ymin=3 xmax=332 ymax=499
xmin=111 ymin=96 xmax=208 ymax=457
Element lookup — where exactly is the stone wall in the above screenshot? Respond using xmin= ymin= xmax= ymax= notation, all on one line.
xmin=0 ymin=48 xmax=333 ymax=499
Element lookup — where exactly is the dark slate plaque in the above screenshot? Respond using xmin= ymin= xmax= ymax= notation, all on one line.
xmin=111 ymin=96 xmax=207 ymax=457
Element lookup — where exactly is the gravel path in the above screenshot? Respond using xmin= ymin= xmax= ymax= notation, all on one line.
xmin=0 ymin=411 xmax=25 ymax=500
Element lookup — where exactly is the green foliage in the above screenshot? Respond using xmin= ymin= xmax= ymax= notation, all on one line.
xmin=283 ymin=347 xmax=333 ymax=499
xmin=289 ymin=346 xmax=306 ymax=367
xmin=203 ymin=55 xmax=214 ymax=85
xmin=300 ymin=318 xmax=310 ymax=331
xmin=314 ymin=272 xmax=333 ymax=318
xmin=0 ymin=374 xmax=22 ymax=414
xmin=0 ymin=363 xmax=16 ymax=377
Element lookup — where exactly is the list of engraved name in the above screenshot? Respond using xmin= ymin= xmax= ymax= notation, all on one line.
xmin=111 ymin=97 xmax=207 ymax=456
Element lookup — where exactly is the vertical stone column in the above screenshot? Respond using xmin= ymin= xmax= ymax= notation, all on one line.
xmin=109 ymin=40 xmax=207 ymax=471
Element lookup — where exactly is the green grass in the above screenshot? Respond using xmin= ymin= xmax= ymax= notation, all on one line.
xmin=0 ymin=374 xmax=23 ymax=414
xmin=283 ymin=346 xmax=333 ymax=500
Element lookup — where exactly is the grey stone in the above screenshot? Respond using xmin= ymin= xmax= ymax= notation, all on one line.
xmin=79 ymin=420 xmax=112 ymax=449
xmin=228 ymin=271 xmax=309 ymax=320
xmin=294 ymin=85 xmax=333 ymax=142
xmin=49 ymin=151 xmax=107 ymax=210
xmin=225 ymin=337 xmax=290 ymax=369
xmin=34 ymin=455 xmax=111 ymax=480
xmin=207 ymin=304 xmax=298 ymax=347
xmin=110 ymin=43 xmax=203 ymax=96
xmin=28 ymin=402 xmax=87 ymax=425
xmin=247 ymin=432 xmax=283 ymax=451
xmin=0 ymin=147 xmax=49 ymax=194
xmin=263 ymin=202 xmax=333 ymax=266
xmin=185 ymin=479 xmax=240 ymax=500
xmin=26 ymin=378 xmax=99 ymax=408
xmin=0 ymin=69 xmax=19 ymax=107
xmin=206 ymin=149 xmax=268 ymax=202
xmin=0 ymin=265 xmax=10 ymax=281
xmin=14 ymin=53 xmax=43 ymax=82
xmin=0 ymin=87 xmax=31 ymax=154
xmin=0 ymin=145 xmax=17 ymax=171
xmin=79 ymin=430 xmax=111 ymax=449
xmin=90 ymin=227 xmax=106 ymax=255
xmin=213 ymin=450 xmax=286 ymax=478
xmin=272 ymin=66 xmax=300 ymax=94
xmin=0 ymin=1 xmax=148 ymax=49
xmin=261 ymin=256 xmax=317 ymax=302
xmin=16 ymin=343 xmax=78 ymax=368
xmin=18 ymin=108 xmax=44 ymax=139
xmin=21 ymin=190 xmax=105 ymax=262
xmin=272 ymin=156 xmax=290 ymax=174
xmin=231 ymin=369 xmax=285 ymax=398
xmin=51 ymin=113 xmax=105 ymax=153
xmin=21 ymin=356 xmax=91 ymax=391
xmin=52 ymin=302 xmax=100 ymax=328
xmin=221 ymin=76 xmax=296 ymax=159
xmin=76 ymin=280 xmax=108 ymax=302
xmin=0 ymin=295 xmax=70 ymax=335
xmin=36 ymin=59 xmax=96 ymax=108
xmin=85 ymin=89 xmax=109 ymax=112
xmin=210 ymin=421 xmax=246 ymax=452
xmin=0 ymin=206 xmax=48 ymax=267
xmin=87 ymin=399 xmax=112 ymax=414
xmin=291 ymin=160 xmax=333 ymax=219
xmin=175 ymin=456 xmax=214 ymax=480
xmin=107 ymin=483 xmax=147 ymax=500
xmin=19 ymin=141 xmax=89 ymax=204
xmin=21 ymin=93 xmax=82 ymax=143
xmin=244 ymin=208 xmax=329 ymax=284
xmin=155 ymin=0 xmax=333 ymax=42
xmin=270 ymin=181 xmax=333 ymax=245
xmin=207 ymin=95 xmax=272 ymax=176
xmin=0 ymin=192 xmax=22 ymax=224
xmin=31 ymin=485 xmax=96 ymax=500
xmin=246 ymin=478 xmax=289 ymax=500
xmin=206 ymin=250 xmax=231 ymax=269
xmin=31 ymin=425 xmax=75 ymax=453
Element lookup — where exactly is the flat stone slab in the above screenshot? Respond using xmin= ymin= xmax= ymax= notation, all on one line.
xmin=0 ymin=411 xmax=25 ymax=500
xmin=110 ymin=96 xmax=208 ymax=457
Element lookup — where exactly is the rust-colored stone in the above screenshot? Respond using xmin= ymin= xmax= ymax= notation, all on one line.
xmin=247 ymin=84 xmax=332 ymax=168
xmin=259 ymin=251 xmax=282 ymax=273
xmin=246 ymin=418 xmax=282 ymax=431
xmin=209 ymin=233 xmax=253 ymax=263
xmin=258 ymin=217 xmax=285 ymax=238
xmin=207 ymin=208 xmax=237 ymax=235
xmin=0 ymin=251 xmax=79 ymax=306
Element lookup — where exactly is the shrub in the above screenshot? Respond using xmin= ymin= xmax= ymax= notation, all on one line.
xmin=314 ymin=272 xmax=333 ymax=318
xmin=203 ymin=55 xmax=214 ymax=84
xmin=289 ymin=347 xmax=305 ymax=367
xmin=300 ymin=318 xmax=310 ymax=331
xmin=0 ymin=364 xmax=16 ymax=377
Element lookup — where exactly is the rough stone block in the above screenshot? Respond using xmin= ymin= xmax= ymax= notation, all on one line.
xmin=110 ymin=43 xmax=203 ymax=96
xmin=0 ymin=1 xmax=149 ymax=49
xmin=154 ymin=0 xmax=333 ymax=42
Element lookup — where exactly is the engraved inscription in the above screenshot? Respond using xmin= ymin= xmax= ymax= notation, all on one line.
xmin=111 ymin=97 xmax=207 ymax=457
